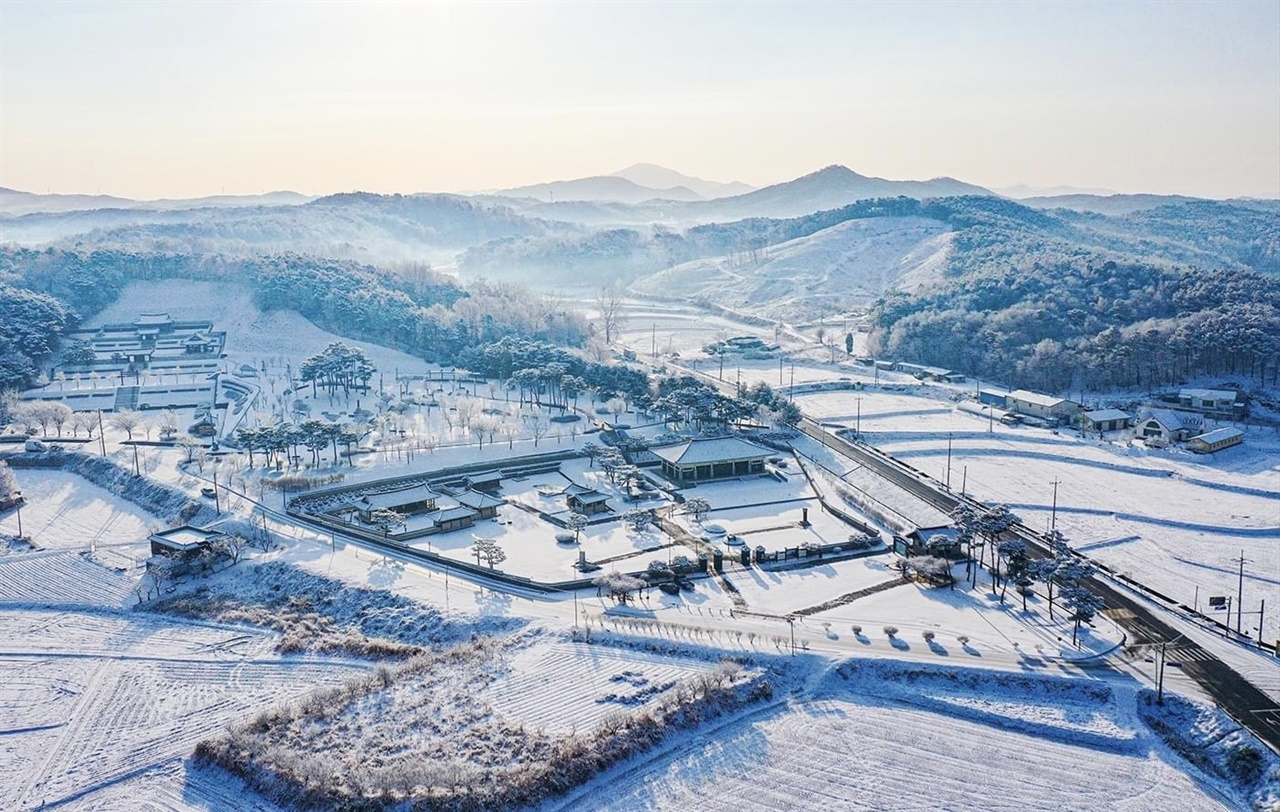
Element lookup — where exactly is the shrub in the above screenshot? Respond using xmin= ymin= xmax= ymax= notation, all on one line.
xmin=922 ymin=631 xmax=936 ymax=642
xmin=883 ymin=626 xmax=899 ymax=637
xmin=851 ymin=625 xmax=863 ymax=636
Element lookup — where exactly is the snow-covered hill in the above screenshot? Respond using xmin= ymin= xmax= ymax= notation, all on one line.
xmin=629 ymin=215 xmax=953 ymax=321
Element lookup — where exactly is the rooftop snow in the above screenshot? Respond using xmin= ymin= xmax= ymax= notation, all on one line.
xmin=652 ymin=435 xmax=773 ymax=465
xmin=1007 ymin=390 xmax=1072 ymax=408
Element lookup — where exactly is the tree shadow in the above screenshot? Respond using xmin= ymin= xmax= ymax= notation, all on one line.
xmin=962 ymin=643 xmax=981 ymax=657
xmin=927 ymin=640 xmax=948 ymax=656
xmin=889 ymin=636 xmax=910 ymax=651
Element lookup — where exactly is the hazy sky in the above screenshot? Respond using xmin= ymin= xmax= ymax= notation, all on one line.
xmin=2 ymin=0 xmax=1278 ymax=199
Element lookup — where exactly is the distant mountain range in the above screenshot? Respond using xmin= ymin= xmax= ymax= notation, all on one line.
xmin=681 ymin=165 xmax=995 ymax=221
xmin=609 ymin=163 xmax=755 ymax=199
xmin=0 ymin=187 xmax=311 ymax=217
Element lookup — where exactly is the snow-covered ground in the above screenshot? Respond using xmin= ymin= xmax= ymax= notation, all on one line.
xmin=0 ymin=608 xmax=365 ymax=811
xmin=557 ymin=663 xmax=1237 ymax=812
xmin=794 ymin=388 xmax=1280 ymax=642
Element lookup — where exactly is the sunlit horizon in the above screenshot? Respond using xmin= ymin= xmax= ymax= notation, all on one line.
xmin=2 ymin=0 xmax=1278 ymax=200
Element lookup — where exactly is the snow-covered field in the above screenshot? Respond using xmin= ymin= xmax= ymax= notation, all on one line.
xmin=558 ymin=661 xmax=1237 ymax=812
xmin=488 ymin=640 xmax=726 ymax=734
xmin=0 ymin=609 xmax=365 ymax=811
xmin=795 ymin=388 xmax=1280 ymax=642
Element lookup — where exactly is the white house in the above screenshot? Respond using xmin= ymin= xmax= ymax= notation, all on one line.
xmin=1137 ymin=409 xmax=1203 ymax=443
xmin=1006 ymin=390 xmax=1082 ymax=421
xmin=1178 ymin=388 xmax=1244 ymax=418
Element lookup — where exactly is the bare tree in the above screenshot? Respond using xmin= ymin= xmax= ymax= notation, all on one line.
xmin=595 ymin=287 xmax=627 ymax=345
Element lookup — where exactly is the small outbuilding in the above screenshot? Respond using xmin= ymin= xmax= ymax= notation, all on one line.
xmin=149 ymin=525 xmax=224 ymax=560
xmin=1081 ymin=409 xmax=1132 ymax=432
xmin=565 ymin=486 xmax=611 ymax=515
xmin=431 ymin=505 xmax=478 ymax=533
xmin=1187 ymin=427 xmax=1244 ymax=454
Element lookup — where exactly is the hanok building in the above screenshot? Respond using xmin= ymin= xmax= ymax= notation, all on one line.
xmin=1006 ymin=390 xmax=1083 ymax=422
xmin=652 ymin=435 xmax=772 ymax=483
xmin=351 ymin=483 xmax=439 ymax=522
xmin=431 ymin=505 xmax=478 ymax=533
xmin=1080 ymin=409 xmax=1132 ymax=433
xmin=455 ymin=489 xmax=504 ymax=519
xmin=63 ymin=313 xmax=227 ymax=373
xmin=1187 ymin=427 xmax=1244 ymax=454
xmin=464 ymin=471 xmax=503 ymax=493
xmin=564 ymin=484 xmax=611 ymax=515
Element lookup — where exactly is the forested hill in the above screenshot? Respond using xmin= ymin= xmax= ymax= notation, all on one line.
xmin=461 ymin=195 xmax=1279 ymax=287
xmin=0 ymin=193 xmax=569 ymax=261
xmin=0 ymin=247 xmax=588 ymax=391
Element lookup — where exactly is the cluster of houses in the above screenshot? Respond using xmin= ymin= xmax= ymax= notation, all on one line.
xmin=974 ymin=387 xmax=1246 ymax=454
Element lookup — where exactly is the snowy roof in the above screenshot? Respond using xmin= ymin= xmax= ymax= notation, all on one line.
xmin=465 ymin=471 xmax=503 ymax=485
xmin=455 ymin=490 xmax=504 ymax=510
xmin=150 ymin=525 xmax=222 ymax=551
xmin=1007 ymin=390 xmax=1073 ymax=408
xmin=433 ymin=506 xmax=477 ymax=523
xmin=567 ymin=489 xmax=610 ymax=505
xmin=135 ymin=313 xmax=172 ymax=326
xmin=1141 ymin=409 xmax=1200 ymax=431
xmin=652 ymin=436 xmax=773 ymax=466
xmin=356 ymin=483 xmax=438 ymax=511
xmin=1083 ymin=409 xmax=1131 ymax=422
xmin=1180 ymin=388 xmax=1237 ymax=401
xmin=1189 ymin=428 xmax=1244 ymax=444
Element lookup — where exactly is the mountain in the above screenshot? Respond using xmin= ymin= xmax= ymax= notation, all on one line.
xmin=685 ymin=165 xmax=997 ymax=221
xmin=0 ymin=188 xmax=136 ymax=216
xmin=0 ymin=192 xmax=564 ymax=262
xmin=493 ymin=175 xmax=705 ymax=204
xmin=995 ymin=183 xmax=1117 ymax=198
xmin=0 ymin=187 xmax=311 ymax=217
xmin=1019 ymin=193 xmax=1205 ymax=216
xmin=609 ymin=163 xmax=754 ymax=199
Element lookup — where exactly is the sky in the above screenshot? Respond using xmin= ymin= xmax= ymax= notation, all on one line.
xmin=1 ymin=0 xmax=1278 ymax=200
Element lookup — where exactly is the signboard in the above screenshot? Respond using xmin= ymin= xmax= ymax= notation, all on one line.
xmin=1208 ymin=596 xmax=1228 ymax=610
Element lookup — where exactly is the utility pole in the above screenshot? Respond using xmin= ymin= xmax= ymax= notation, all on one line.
xmin=788 ymin=615 xmax=796 ymax=655
xmin=1234 ymin=551 xmax=1251 ymax=635
xmin=789 ymin=363 xmax=795 ymax=400
xmin=946 ymin=433 xmax=953 ymax=490
xmin=855 ymin=396 xmax=862 ymax=439
xmin=14 ymin=502 xmax=21 ymax=538
xmin=97 ymin=410 xmax=106 ymax=456
xmin=213 ymin=470 xmax=221 ymax=514
xmin=1049 ymin=478 xmax=1061 ymax=530
xmin=961 ymin=465 xmax=968 ymax=496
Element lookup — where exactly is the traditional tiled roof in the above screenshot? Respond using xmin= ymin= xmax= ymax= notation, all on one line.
xmin=455 ymin=490 xmax=504 ymax=510
xmin=651 ymin=436 xmax=772 ymax=466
